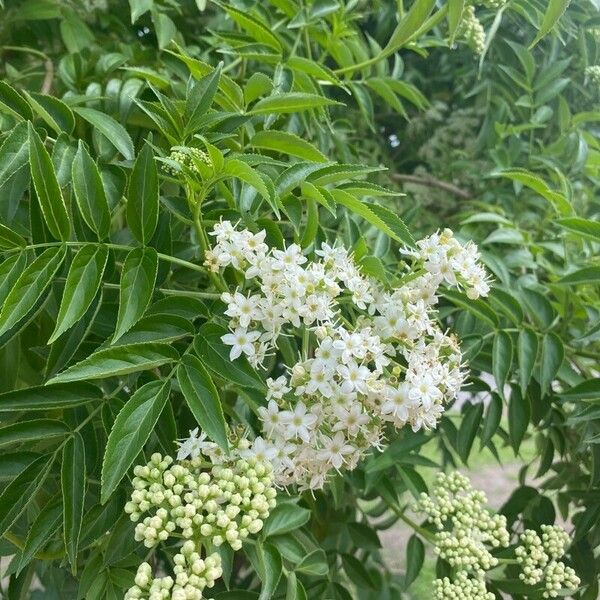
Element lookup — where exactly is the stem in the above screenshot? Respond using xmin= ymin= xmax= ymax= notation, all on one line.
xmin=1 ymin=241 xmax=208 ymax=274
xmin=390 ymin=506 xmax=436 ymax=543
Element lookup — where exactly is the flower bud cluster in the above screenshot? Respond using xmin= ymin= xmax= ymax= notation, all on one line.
xmin=434 ymin=571 xmax=495 ymax=600
xmin=124 ymin=542 xmax=222 ymax=600
xmin=416 ymin=473 xmax=509 ymax=577
xmin=164 ymin=147 xmax=212 ymax=176
xmin=585 ymin=65 xmax=600 ymax=88
xmin=125 ymin=449 xmax=276 ymax=552
xmin=459 ymin=6 xmax=486 ymax=55
xmin=516 ymin=526 xmax=580 ymax=597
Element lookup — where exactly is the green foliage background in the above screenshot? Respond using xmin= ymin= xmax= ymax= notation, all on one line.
xmin=0 ymin=0 xmax=599 ymax=598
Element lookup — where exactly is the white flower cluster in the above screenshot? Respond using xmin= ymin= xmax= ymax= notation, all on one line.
xmin=125 ymin=542 xmax=222 ymax=600
xmin=201 ymin=221 xmax=488 ymax=489
xmin=434 ymin=571 xmax=494 ymax=600
xmin=516 ymin=526 xmax=580 ymax=598
xmin=416 ymin=473 xmax=510 ymax=577
xmin=125 ymin=448 xmax=276 ymax=551
xmin=164 ymin=147 xmax=212 ymax=176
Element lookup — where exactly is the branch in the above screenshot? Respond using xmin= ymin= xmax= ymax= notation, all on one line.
xmin=391 ymin=173 xmax=471 ymax=199
xmin=41 ymin=58 xmax=53 ymax=95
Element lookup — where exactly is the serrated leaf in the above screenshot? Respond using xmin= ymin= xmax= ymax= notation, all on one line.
xmin=186 ymin=63 xmax=222 ymax=136
xmin=0 ymin=224 xmax=26 ymax=249
xmin=101 ymin=379 xmax=170 ymax=503
xmin=457 ymin=401 xmax=483 ymax=463
xmin=0 ymin=382 xmax=102 ymax=411
xmin=0 ymin=455 xmax=54 ymax=536
xmin=62 ymin=432 xmax=86 ymax=574
xmin=28 ymin=123 xmax=71 ymax=240
xmin=257 ymin=543 xmax=282 ymax=600
xmin=73 ymin=107 xmax=134 ymax=160
xmin=48 ymin=343 xmax=179 ymax=384
xmin=177 ymin=354 xmax=229 ymax=451
xmin=49 ymin=245 xmax=108 ymax=343
xmin=492 ymin=330 xmax=513 ymax=398
xmin=223 ymin=158 xmax=279 ymax=216
xmin=263 ymin=503 xmax=311 ymax=537
xmin=72 ymin=141 xmax=111 ymax=239
xmin=383 ymin=0 xmax=436 ymax=55
xmin=530 ymin=0 xmax=571 ymax=47
xmin=220 ymin=4 xmax=282 ymax=52
xmin=113 ymin=247 xmax=158 ymax=342
xmin=508 ymin=387 xmax=530 ymax=454
xmin=404 ymin=535 xmax=425 ymax=589
xmin=194 ymin=323 xmax=265 ymax=390
xmin=518 ymin=328 xmax=538 ymax=394
xmin=0 ymin=419 xmax=68 ymax=448
xmin=16 ymin=497 xmax=62 ymax=574
xmin=127 ymin=143 xmax=159 ymax=245
xmin=0 ymin=246 xmax=66 ymax=337
xmin=0 ymin=81 xmax=32 ymax=120
xmin=249 ymin=93 xmax=342 ymax=115
xmin=250 ymin=130 xmax=328 ymax=163
xmin=556 ymin=217 xmax=600 ymax=243
xmin=480 ymin=392 xmax=503 ymax=446
xmin=25 ymin=92 xmax=75 ymax=134
xmin=539 ymin=332 xmax=564 ymax=397
xmin=330 ymin=189 xmax=414 ymax=246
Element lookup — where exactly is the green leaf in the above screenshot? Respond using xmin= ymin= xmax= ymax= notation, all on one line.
xmin=177 ymin=354 xmax=229 ymax=452
xmin=330 ymin=189 xmax=414 ymax=246
xmin=0 ymin=246 xmax=66 ymax=337
xmin=72 ymin=141 xmax=111 ymax=239
xmin=0 ymin=382 xmax=102 ymax=411
xmin=28 ymin=123 xmax=71 ymax=240
xmin=0 ymin=81 xmax=32 ymax=120
xmin=194 ymin=323 xmax=265 ymax=390
xmin=0 ymin=224 xmax=26 ymax=249
xmin=111 ymin=314 xmax=194 ymax=347
xmin=0 ymin=455 xmax=54 ymax=536
xmin=404 ymin=535 xmax=425 ymax=589
xmin=0 ymin=419 xmax=68 ymax=448
xmin=263 ymin=503 xmax=311 ymax=537
xmin=295 ymin=549 xmax=329 ymax=577
xmin=556 ymin=266 xmax=600 ymax=284
xmin=249 ymin=93 xmax=342 ymax=115
xmin=223 ymin=159 xmax=278 ymax=215
xmin=0 ymin=121 xmax=30 ymax=184
xmin=480 ymin=392 xmax=503 ymax=447
xmin=518 ymin=328 xmax=538 ymax=394
xmin=220 ymin=4 xmax=282 ymax=52
xmin=556 ymin=217 xmax=600 ymax=243
xmin=127 ymin=143 xmax=159 ymax=244
xmin=508 ymin=387 xmax=530 ymax=454
xmin=494 ymin=169 xmax=571 ymax=215
xmin=539 ymin=332 xmax=564 ymax=397
xmin=186 ymin=63 xmax=222 ymax=136
xmin=342 ymin=554 xmax=375 ymax=590
xmin=73 ymin=107 xmax=134 ymax=160
xmin=249 ymin=130 xmax=328 ymax=163
xmin=101 ymin=379 xmax=171 ymax=503
xmin=129 ymin=0 xmax=152 ymax=22
xmin=443 ymin=289 xmax=498 ymax=327
xmin=457 ymin=401 xmax=483 ymax=463
xmin=25 ymin=92 xmax=75 ymax=134
xmin=258 ymin=543 xmax=283 ymax=600
xmin=530 ymin=0 xmax=571 ymax=47
xmin=383 ymin=0 xmax=437 ymax=55
xmin=492 ymin=330 xmax=513 ymax=398
xmin=47 ymin=343 xmax=179 ymax=384
xmin=62 ymin=432 xmax=86 ymax=574
xmin=17 ymin=497 xmax=62 ymax=573
xmin=447 ymin=0 xmax=465 ymax=43
xmin=113 ymin=247 xmax=158 ymax=342
xmin=49 ymin=245 xmax=108 ymax=343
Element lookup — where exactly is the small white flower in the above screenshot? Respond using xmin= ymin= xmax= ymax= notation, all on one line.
xmin=317 ymin=432 xmax=354 ymax=469
xmin=221 ymin=327 xmax=261 ymax=360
